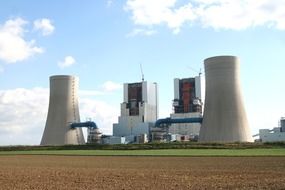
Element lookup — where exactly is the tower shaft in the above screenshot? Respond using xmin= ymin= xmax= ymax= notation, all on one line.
xmin=199 ymin=56 xmax=253 ymax=142
xmin=41 ymin=75 xmax=85 ymax=145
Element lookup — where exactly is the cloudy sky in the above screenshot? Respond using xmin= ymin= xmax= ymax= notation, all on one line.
xmin=0 ymin=0 xmax=285 ymax=145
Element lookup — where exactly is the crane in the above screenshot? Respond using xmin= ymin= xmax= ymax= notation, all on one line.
xmin=187 ymin=66 xmax=202 ymax=76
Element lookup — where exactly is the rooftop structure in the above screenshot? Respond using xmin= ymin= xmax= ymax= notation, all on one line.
xmin=281 ymin=117 xmax=285 ymax=132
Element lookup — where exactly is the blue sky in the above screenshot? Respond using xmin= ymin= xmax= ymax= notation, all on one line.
xmin=0 ymin=0 xmax=285 ymax=145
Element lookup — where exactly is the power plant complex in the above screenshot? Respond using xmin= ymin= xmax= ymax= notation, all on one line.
xmin=40 ymin=55 xmax=284 ymax=145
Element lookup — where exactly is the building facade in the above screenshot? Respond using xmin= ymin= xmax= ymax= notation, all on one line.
xmin=259 ymin=117 xmax=285 ymax=142
xmin=169 ymin=75 xmax=203 ymax=138
xmin=259 ymin=128 xmax=285 ymax=142
xmin=173 ymin=76 xmax=203 ymax=113
xmin=113 ymin=81 xmax=158 ymax=141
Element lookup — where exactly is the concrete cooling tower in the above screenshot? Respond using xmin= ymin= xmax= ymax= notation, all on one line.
xmin=41 ymin=75 xmax=85 ymax=145
xmin=199 ymin=56 xmax=253 ymax=142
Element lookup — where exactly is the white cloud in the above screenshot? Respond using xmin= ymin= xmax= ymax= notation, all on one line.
xmin=125 ymin=0 xmax=285 ymax=32
xmin=0 ymin=65 xmax=3 ymax=73
xmin=106 ymin=0 xmax=114 ymax=7
xmin=33 ymin=18 xmax=55 ymax=36
xmin=79 ymin=81 xmax=122 ymax=96
xmin=194 ymin=0 xmax=285 ymax=30
xmin=58 ymin=56 xmax=76 ymax=68
xmin=101 ymin=81 xmax=122 ymax=92
xmin=80 ymin=98 xmax=119 ymax=135
xmin=0 ymin=88 xmax=49 ymax=145
xmin=79 ymin=90 xmax=105 ymax=96
xmin=126 ymin=28 xmax=157 ymax=37
xmin=0 ymin=18 xmax=43 ymax=63
xmin=125 ymin=0 xmax=196 ymax=34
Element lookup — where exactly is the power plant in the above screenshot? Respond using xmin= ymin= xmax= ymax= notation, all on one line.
xmin=112 ymin=81 xmax=158 ymax=143
xmin=169 ymin=76 xmax=203 ymax=139
xmin=151 ymin=76 xmax=204 ymax=142
xmin=199 ymin=56 xmax=253 ymax=142
xmin=40 ymin=55 xmax=269 ymax=145
xmin=41 ymin=75 xmax=85 ymax=145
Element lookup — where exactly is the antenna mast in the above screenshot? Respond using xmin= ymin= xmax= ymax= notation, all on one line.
xmin=140 ymin=63 xmax=144 ymax=81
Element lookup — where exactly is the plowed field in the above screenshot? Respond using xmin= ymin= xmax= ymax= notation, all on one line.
xmin=0 ymin=156 xmax=284 ymax=189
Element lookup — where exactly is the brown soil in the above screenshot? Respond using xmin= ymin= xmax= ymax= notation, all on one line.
xmin=0 ymin=156 xmax=284 ymax=190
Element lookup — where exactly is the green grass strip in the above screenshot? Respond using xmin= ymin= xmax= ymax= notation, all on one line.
xmin=1 ymin=148 xmax=285 ymax=156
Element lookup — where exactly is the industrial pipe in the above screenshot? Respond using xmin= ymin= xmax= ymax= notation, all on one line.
xmin=155 ymin=117 xmax=203 ymax=128
xmin=70 ymin=121 xmax=98 ymax=129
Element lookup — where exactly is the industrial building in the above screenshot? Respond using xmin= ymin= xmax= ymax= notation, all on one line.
xmin=258 ymin=117 xmax=285 ymax=142
xmin=113 ymin=81 xmax=158 ymax=142
xmin=41 ymin=75 xmax=85 ymax=145
xmin=199 ymin=56 xmax=253 ymax=142
xmin=168 ymin=76 xmax=203 ymax=139
xmin=150 ymin=75 xmax=204 ymax=142
xmin=101 ymin=136 xmax=126 ymax=145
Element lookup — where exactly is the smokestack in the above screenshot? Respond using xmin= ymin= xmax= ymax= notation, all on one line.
xmin=41 ymin=75 xmax=85 ymax=145
xmin=199 ymin=56 xmax=253 ymax=142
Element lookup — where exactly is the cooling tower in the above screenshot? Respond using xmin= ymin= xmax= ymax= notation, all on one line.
xmin=40 ymin=75 xmax=85 ymax=145
xmin=199 ymin=56 xmax=253 ymax=142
